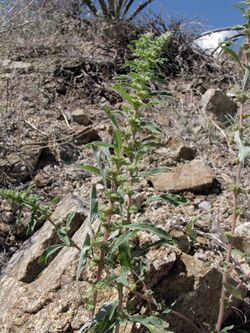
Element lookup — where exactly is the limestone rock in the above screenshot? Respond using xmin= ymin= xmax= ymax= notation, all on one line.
xmin=201 ymin=88 xmax=237 ymax=123
xmin=150 ymin=160 xmax=214 ymax=193
xmin=72 ymin=108 xmax=91 ymax=126
xmin=166 ymin=136 xmax=196 ymax=161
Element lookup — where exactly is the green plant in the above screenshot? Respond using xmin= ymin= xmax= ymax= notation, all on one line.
xmin=82 ymin=0 xmax=156 ymax=21
xmin=77 ymin=31 xmax=177 ymax=333
xmin=215 ymin=2 xmax=250 ymax=332
xmin=0 ymin=187 xmax=80 ymax=255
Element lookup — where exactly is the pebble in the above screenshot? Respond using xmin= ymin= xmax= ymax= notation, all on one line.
xmin=198 ymin=201 xmax=212 ymax=211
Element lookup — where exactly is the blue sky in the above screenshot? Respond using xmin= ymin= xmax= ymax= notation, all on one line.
xmin=148 ymin=0 xmax=244 ymax=30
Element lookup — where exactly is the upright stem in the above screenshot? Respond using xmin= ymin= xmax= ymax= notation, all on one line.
xmin=114 ymin=284 xmax=123 ymax=333
xmin=215 ymin=104 xmax=244 ymax=331
xmin=92 ymin=200 xmax=114 ymax=315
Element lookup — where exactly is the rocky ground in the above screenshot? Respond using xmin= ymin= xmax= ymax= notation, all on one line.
xmin=0 ymin=13 xmax=250 ymax=333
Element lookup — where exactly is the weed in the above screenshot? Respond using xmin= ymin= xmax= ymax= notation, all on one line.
xmin=77 ymin=31 xmax=178 ymax=333
xmin=215 ymin=2 xmax=250 ymax=332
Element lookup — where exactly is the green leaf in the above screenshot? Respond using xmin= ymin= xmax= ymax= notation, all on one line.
xmin=221 ymin=43 xmax=244 ymax=71
xmin=86 ymin=141 xmax=113 ymax=149
xmin=78 ymin=164 xmax=100 ymax=176
xmin=89 ymin=184 xmax=98 ymax=226
xmin=112 ymin=83 xmax=128 ymax=91
xmin=147 ymin=193 xmax=187 ymax=207
xmin=57 ymin=227 xmax=71 ymax=246
xmin=39 ymin=244 xmax=64 ymax=264
xmin=93 ymin=147 xmax=107 ymax=188
xmin=185 ymin=219 xmax=198 ymax=240
xmin=76 ymin=233 xmax=91 ymax=282
xmin=125 ymin=223 xmax=172 ymax=242
xmin=224 ymin=282 xmax=243 ymax=300
xmin=27 ymin=210 xmax=38 ymax=235
xmin=149 ymin=91 xmax=172 ymax=97
xmin=118 ymin=240 xmax=132 ymax=268
xmin=66 ymin=211 xmax=76 ymax=229
xmin=109 ymin=232 xmax=132 ymax=255
xmin=242 ymin=63 xmax=250 ymax=91
xmin=93 ymin=300 xmax=118 ymax=333
xmin=103 ymin=105 xmax=120 ymax=129
xmin=126 ymin=315 xmax=172 ymax=333
xmin=116 ymin=267 xmax=130 ymax=287
xmin=76 ymin=185 xmax=97 ymax=282
xmin=119 ymin=91 xmax=137 ymax=106
xmin=113 ymin=129 xmax=123 ymax=157
xmin=234 ymin=131 xmax=250 ymax=166
xmin=142 ymin=120 xmax=162 ymax=134
xmin=233 ymin=3 xmax=246 ymax=12
xmin=78 ymin=300 xmax=118 ymax=333
xmin=139 ymin=167 xmax=170 ymax=177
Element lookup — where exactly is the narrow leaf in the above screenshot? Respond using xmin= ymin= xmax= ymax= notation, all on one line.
xmin=39 ymin=244 xmax=64 ymax=264
xmin=139 ymin=167 xmax=170 ymax=177
xmin=89 ymin=184 xmax=98 ymax=226
xmin=242 ymin=63 xmax=250 ymax=91
xmin=142 ymin=120 xmax=162 ymax=134
xmin=103 ymin=105 xmax=120 ymax=129
xmin=116 ymin=267 xmax=130 ymax=287
xmin=146 ymin=193 xmax=187 ymax=206
xmin=234 ymin=131 xmax=250 ymax=166
xmin=224 ymin=282 xmax=243 ymax=300
xmin=113 ymin=129 xmax=123 ymax=157
xmin=78 ymin=164 xmax=100 ymax=176
xmin=110 ymin=232 xmax=132 ymax=255
xmin=185 ymin=219 xmax=198 ymax=240
xmin=76 ymin=233 xmax=91 ymax=282
xmin=221 ymin=43 xmax=244 ymax=71
xmin=66 ymin=211 xmax=76 ymax=229
xmin=125 ymin=223 xmax=172 ymax=242
xmin=118 ymin=240 xmax=132 ymax=268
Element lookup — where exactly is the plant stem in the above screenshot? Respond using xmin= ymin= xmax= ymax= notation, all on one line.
xmin=92 ymin=200 xmax=114 ymax=315
xmin=215 ymin=104 xmax=244 ymax=331
xmin=114 ymin=284 xmax=123 ymax=333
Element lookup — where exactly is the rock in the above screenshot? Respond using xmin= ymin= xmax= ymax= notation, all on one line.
xmin=2 ymin=194 xmax=87 ymax=283
xmin=0 ymin=220 xmax=90 ymax=333
xmin=64 ymin=166 xmax=90 ymax=181
xmin=198 ymin=200 xmax=212 ymax=211
xmin=233 ymin=222 xmax=250 ymax=254
xmin=201 ymin=88 xmax=237 ymax=123
xmin=72 ymin=127 xmax=100 ymax=145
xmin=0 ymin=221 xmax=11 ymax=236
xmin=170 ymin=229 xmax=191 ymax=253
xmin=0 ymin=59 xmax=33 ymax=74
xmin=33 ymin=171 xmax=53 ymax=188
xmin=59 ymin=143 xmax=79 ymax=163
xmin=166 ymin=137 xmax=196 ymax=161
xmin=150 ymin=160 xmax=214 ymax=193
xmin=0 ymin=145 xmax=42 ymax=182
xmin=72 ymin=108 xmax=91 ymax=126
xmin=144 ymin=248 xmax=222 ymax=333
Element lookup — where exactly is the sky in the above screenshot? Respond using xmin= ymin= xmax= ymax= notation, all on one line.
xmin=148 ymin=0 xmax=244 ymax=31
